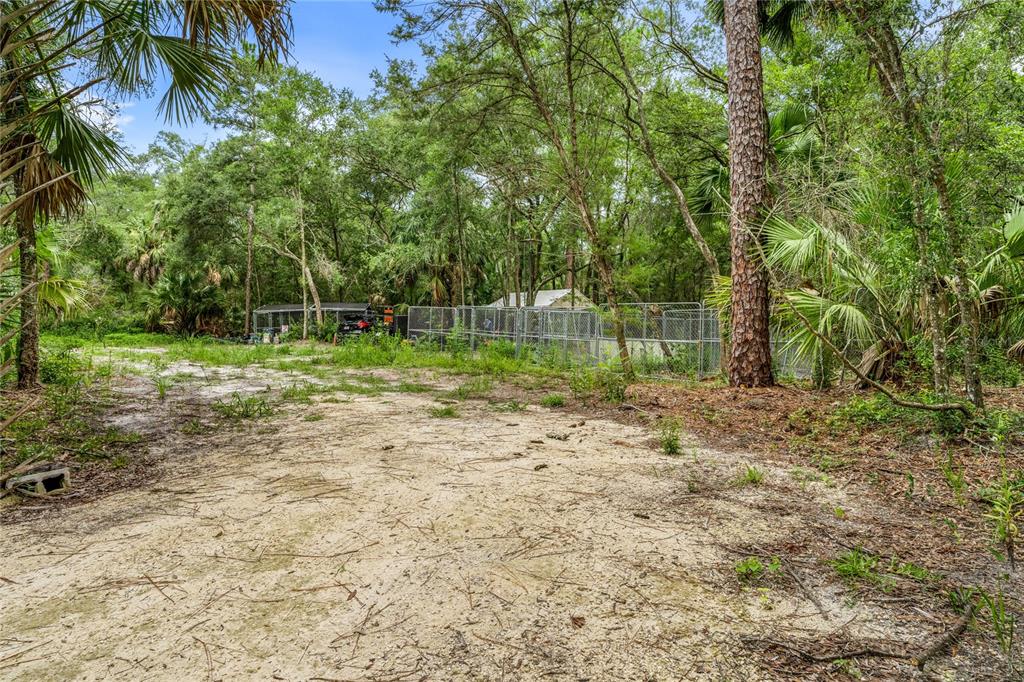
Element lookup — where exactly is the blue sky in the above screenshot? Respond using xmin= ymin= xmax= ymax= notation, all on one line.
xmin=118 ymin=1 xmax=420 ymax=153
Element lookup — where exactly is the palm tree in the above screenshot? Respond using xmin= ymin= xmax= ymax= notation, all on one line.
xmin=2 ymin=0 xmax=291 ymax=388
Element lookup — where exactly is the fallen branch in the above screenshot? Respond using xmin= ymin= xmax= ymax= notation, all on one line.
xmin=744 ymin=600 xmax=977 ymax=668
xmin=0 ymin=395 xmax=41 ymax=434
xmin=910 ymin=600 xmax=976 ymax=670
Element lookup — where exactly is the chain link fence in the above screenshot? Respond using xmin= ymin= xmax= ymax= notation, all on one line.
xmin=407 ymin=303 xmax=816 ymax=379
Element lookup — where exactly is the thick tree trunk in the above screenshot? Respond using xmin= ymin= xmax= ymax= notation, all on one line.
xmin=723 ymin=0 xmax=774 ymax=387
xmin=16 ymin=210 xmax=40 ymax=389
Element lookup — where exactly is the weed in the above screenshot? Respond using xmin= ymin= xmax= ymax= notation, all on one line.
xmin=831 ymin=659 xmax=862 ymax=679
xmin=182 ymin=419 xmax=204 ymax=435
xmin=540 ymin=393 xmax=567 ymax=408
xmin=39 ymin=349 xmax=86 ymax=386
xmin=596 ymin=365 xmax=627 ymax=403
xmin=983 ymin=469 xmax=1023 ymax=570
xmin=451 ymin=376 xmax=492 ymax=399
xmin=738 ymin=464 xmax=765 ymax=486
xmin=396 ymin=381 xmax=433 ymax=393
xmin=152 ymin=375 xmax=172 ymax=400
xmin=110 ymin=455 xmax=130 ymax=469
xmin=213 ymin=393 xmax=274 ymax=420
xmin=303 ymin=413 xmax=324 ymax=422
xmin=940 ymin=451 xmax=967 ymax=507
xmin=834 ymin=548 xmax=881 ymax=584
xmin=492 ymin=400 xmax=526 ymax=413
xmin=428 ymin=405 xmax=459 ymax=418
xmin=978 ymin=589 xmax=1017 ymax=673
xmin=659 ymin=419 xmax=681 ymax=455
xmin=889 ymin=557 xmax=934 ymax=582
xmin=834 ymin=506 xmax=847 ymax=520
xmin=281 ymin=383 xmax=320 ymax=403
xmin=734 ymin=556 xmax=781 ymax=583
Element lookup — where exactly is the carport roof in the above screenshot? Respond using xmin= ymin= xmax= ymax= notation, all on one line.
xmin=254 ymin=302 xmax=371 ymax=314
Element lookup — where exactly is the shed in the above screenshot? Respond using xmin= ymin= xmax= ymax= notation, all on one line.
xmin=487 ymin=288 xmax=593 ymax=308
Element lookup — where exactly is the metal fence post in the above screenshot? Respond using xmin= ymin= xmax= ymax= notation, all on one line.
xmin=698 ymin=303 xmax=705 ymax=379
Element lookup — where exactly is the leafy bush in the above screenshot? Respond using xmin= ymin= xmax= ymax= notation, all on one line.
xmin=39 ymin=349 xmax=86 ymax=386
xmin=659 ymin=418 xmax=681 ymax=455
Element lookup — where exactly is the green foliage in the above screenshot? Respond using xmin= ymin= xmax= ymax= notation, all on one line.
xmin=152 ymin=375 xmax=173 ymax=400
xmin=738 ymin=464 xmax=765 ymax=486
xmin=659 ymin=418 xmax=682 ymax=455
xmin=734 ymin=556 xmax=781 ymax=583
xmin=39 ymin=349 xmax=86 ymax=386
xmin=540 ymin=393 xmax=566 ymax=408
xmin=451 ymin=376 xmax=492 ymax=399
xmin=213 ymin=393 xmax=274 ymax=420
xmin=428 ymin=404 xmax=458 ymax=418
xmin=983 ymin=469 xmax=1023 ymax=570
xmin=833 ymin=548 xmax=881 ymax=584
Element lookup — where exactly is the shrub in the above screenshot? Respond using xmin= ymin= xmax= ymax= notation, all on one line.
xmin=659 ymin=419 xmax=681 ymax=455
xmin=39 ymin=349 xmax=85 ymax=386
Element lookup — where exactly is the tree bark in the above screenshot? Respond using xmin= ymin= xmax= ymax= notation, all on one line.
xmin=723 ymin=0 xmax=774 ymax=387
xmin=243 ymin=183 xmax=255 ymax=336
xmin=16 ymin=209 xmax=40 ymax=389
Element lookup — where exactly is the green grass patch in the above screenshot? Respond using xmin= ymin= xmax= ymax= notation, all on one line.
xmin=540 ymin=393 xmax=566 ymax=408
xmin=213 ymin=393 xmax=274 ymax=420
xmin=428 ymin=405 xmax=459 ymax=418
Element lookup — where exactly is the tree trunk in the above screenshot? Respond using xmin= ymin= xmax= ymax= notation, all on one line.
xmin=16 ymin=210 xmax=40 ymax=389
xmin=723 ymin=0 xmax=774 ymax=387
xmin=494 ymin=1 xmax=633 ymax=376
xmin=606 ymin=29 xmax=719 ymax=277
xmin=842 ymin=0 xmax=981 ymax=407
xmin=297 ymin=188 xmax=309 ymax=340
xmin=243 ymin=187 xmax=255 ymax=336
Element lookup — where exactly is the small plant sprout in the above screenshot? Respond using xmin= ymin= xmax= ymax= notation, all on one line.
xmin=734 ymin=556 xmax=781 ymax=583
xmin=152 ymin=375 xmax=172 ymax=400
xmin=984 ymin=468 xmax=1023 ymax=571
xmin=739 ymin=464 xmax=765 ymax=486
xmin=659 ymin=418 xmax=681 ymax=455
xmin=428 ymin=405 xmax=459 ymax=418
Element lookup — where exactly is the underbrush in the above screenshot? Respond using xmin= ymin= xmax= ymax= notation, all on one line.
xmin=1 ymin=348 xmax=136 ymax=471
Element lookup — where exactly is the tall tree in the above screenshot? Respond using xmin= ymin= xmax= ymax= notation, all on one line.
xmin=1 ymin=0 xmax=291 ymax=387
xmin=722 ymin=0 xmax=774 ymax=386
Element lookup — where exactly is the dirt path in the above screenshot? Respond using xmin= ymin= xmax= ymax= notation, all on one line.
xmin=1 ymin=364 xmax=931 ymax=680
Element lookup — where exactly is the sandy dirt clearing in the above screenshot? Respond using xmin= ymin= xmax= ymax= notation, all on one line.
xmin=1 ymin=363 xmax=934 ymax=680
